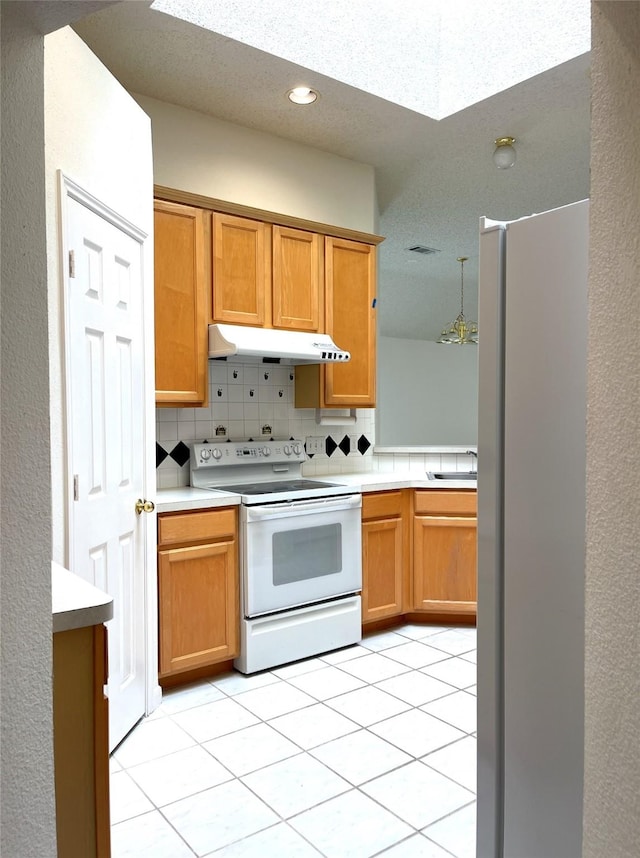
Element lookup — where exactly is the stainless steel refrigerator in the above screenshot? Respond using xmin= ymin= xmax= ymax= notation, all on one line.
xmin=476 ymin=200 xmax=588 ymax=858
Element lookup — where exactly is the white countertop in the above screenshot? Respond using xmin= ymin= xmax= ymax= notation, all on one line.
xmin=157 ymin=486 xmax=243 ymax=513
xmin=52 ymin=561 xmax=114 ymax=633
xmin=156 ymin=471 xmax=476 ymax=513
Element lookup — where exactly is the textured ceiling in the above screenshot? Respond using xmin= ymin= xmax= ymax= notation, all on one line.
xmin=73 ymin=1 xmax=591 ymax=340
xmin=18 ymin=0 xmax=118 ymax=34
xmin=151 ymin=0 xmax=589 ymax=119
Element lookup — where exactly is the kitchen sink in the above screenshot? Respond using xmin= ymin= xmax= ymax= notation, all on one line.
xmin=427 ymin=471 xmax=477 ymax=481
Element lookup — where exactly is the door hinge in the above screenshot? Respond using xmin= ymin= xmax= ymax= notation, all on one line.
xmin=73 ymin=474 xmax=79 ymax=501
xmin=68 ymin=249 xmax=75 ymax=279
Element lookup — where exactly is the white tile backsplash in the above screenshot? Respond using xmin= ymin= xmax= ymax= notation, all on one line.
xmin=155 ymin=362 xmax=476 ymax=489
xmin=156 ymin=360 xmax=376 ymax=488
xmin=392 ymin=454 xmax=411 ymax=471
xmin=156 ymin=422 xmax=178 ymax=443
xmin=440 ymin=454 xmax=459 ymax=471
xmin=156 ymin=407 xmax=178 ymax=423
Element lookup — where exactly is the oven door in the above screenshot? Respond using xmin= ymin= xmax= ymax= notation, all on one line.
xmin=242 ymin=494 xmax=362 ymax=617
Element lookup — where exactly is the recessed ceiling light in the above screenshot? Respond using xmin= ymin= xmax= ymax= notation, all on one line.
xmin=287 ymin=86 xmax=318 ymax=105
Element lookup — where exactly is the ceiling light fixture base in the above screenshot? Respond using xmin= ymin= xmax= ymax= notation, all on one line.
xmin=493 ymin=136 xmax=517 ymax=169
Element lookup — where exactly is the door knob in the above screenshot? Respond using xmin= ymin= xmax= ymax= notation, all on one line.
xmin=135 ymin=498 xmax=155 ymax=515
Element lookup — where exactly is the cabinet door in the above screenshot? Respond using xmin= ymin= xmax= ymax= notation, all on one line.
xmin=413 ymin=515 xmax=477 ymax=614
xmin=158 ymin=538 xmax=238 ymax=677
xmin=324 ymin=237 xmax=376 ymax=406
xmin=272 ymin=225 xmax=322 ymax=331
xmin=362 ymin=516 xmax=403 ymax=623
xmin=154 ymin=200 xmax=208 ymax=406
xmin=53 ymin=624 xmax=110 ymax=858
xmin=212 ymin=213 xmax=270 ymax=326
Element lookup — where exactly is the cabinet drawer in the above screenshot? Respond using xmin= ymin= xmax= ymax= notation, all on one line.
xmin=158 ymin=508 xmax=237 ymax=547
xmin=362 ymin=490 xmax=403 ymax=520
xmin=414 ymin=490 xmax=477 ymax=515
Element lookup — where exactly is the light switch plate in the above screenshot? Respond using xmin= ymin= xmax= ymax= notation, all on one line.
xmin=305 ymin=436 xmax=325 ymax=455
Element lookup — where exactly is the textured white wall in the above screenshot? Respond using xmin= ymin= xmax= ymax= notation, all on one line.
xmin=45 ymin=28 xmax=154 ymax=564
xmin=0 ymin=7 xmax=57 ymax=855
xmin=134 ymin=94 xmax=376 ymax=233
xmin=584 ymin=3 xmax=640 ymax=855
xmin=377 ymin=337 xmax=477 ymax=446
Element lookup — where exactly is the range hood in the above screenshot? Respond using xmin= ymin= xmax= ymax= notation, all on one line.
xmin=208 ymin=324 xmax=351 ymax=364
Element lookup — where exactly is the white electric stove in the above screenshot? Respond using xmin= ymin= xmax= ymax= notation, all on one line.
xmin=190 ymin=439 xmax=363 ymax=673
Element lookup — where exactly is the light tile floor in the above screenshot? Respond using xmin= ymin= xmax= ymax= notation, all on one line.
xmin=110 ymin=623 xmax=477 ymax=858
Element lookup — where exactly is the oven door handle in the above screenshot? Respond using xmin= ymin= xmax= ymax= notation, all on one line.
xmin=246 ymin=494 xmax=362 ymax=519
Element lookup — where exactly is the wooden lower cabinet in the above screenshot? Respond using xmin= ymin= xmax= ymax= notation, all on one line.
xmin=158 ymin=507 xmax=239 ymax=679
xmin=412 ymin=490 xmax=477 ymax=615
xmin=361 ymin=491 xmax=407 ymax=623
xmin=53 ymin=623 xmax=110 ymax=858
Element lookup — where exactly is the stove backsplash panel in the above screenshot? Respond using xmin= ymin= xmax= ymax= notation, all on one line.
xmin=156 ymin=360 xmax=375 ymax=488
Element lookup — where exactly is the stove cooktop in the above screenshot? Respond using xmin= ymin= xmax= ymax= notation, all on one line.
xmin=190 ymin=439 xmax=355 ymax=502
xmin=211 ymin=479 xmax=344 ymax=495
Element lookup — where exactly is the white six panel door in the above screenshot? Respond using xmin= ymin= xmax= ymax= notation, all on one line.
xmin=66 ymin=195 xmax=147 ymax=750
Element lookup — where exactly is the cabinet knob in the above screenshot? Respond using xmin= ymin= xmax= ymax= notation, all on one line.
xmin=135 ymin=498 xmax=155 ymax=515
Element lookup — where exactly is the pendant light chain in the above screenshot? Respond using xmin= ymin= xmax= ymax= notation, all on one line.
xmin=458 ymin=256 xmax=467 ymax=317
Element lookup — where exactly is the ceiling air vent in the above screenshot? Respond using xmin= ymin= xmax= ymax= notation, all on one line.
xmin=407 ymin=245 xmax=440 ymax=255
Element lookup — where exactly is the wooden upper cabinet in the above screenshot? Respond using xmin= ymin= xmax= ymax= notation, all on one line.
xmin=212 ymin=213 xmax=271 ymax=326
xmin=154 ymin=200 xmax=209 ymax=406
xmin=294 ymin=237 xmax=377 ymax=408
xmin=325 ymin=237 xmax=376 ymax=406
xmin=154 ymin=190 xmax=381 ymax=409
xmin=212 ymin=216 xmax=322 ymax=332
xmin=272 ymin=225 xmax=322 ymax=331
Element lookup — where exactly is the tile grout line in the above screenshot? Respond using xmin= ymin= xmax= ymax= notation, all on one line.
xmin=110 ymin=626 xmax=477 ymax=858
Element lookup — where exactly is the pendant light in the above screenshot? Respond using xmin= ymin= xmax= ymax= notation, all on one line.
xmin=437 ymin=256 xmax=478 ymax=344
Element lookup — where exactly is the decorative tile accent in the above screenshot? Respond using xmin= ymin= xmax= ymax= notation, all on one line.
xmin=169 ymin=441 xmax=190 ymax=468
xmin=357 ymin=434 xmax=372 ymax=455
xmin=338 ymin=435 xmax=351 ymax=456
xmin=156 ymin=443 xmax=168 ymax=468
xmin=325 ymin=436 xmax=338 ymax=457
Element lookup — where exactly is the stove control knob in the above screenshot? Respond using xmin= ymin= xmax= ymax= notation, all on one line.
xmin=261 ymin=446 xmax=271 ymax=457
xmin=211 ymin=447 xmax=222 ymax=461
xmin=200 ymin=448 xmax=211 ymax=461
xmin=283 ymin=444 xmax=291 ymax=455
xmin=292 ymin=443 xmax=302 ymax=456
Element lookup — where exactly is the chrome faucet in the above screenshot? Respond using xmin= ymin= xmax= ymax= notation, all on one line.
xmin=466 ymin=450 xmax=477 ymax=472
